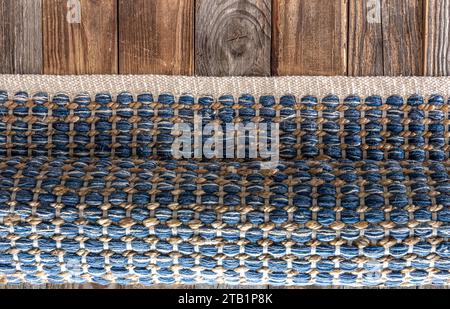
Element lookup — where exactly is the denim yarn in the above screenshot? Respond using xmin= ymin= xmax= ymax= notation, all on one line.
xmin=0 ymin=92 xmax=448 ymax=161
xmin=0 ymin=91 xmax=449 ymax=286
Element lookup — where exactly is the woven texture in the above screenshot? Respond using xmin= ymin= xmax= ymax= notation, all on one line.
xmin=0 ymin=79 xmax=450 ymax=287
xmin=4 ymin=75 xmax=450 ymax=98
xmin=1 ymin=91 xmax=448 ymax=162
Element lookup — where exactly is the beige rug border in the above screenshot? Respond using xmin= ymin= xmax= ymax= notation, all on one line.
xmin=2 ymin=75 xmax=450 ymax=99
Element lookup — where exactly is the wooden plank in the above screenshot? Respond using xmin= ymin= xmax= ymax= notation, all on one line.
xmin=195 ymin=0 xmax=271 ymax=76
xmin=0 ymin=0 xmax=14 ymax=74
xmin=0 ymin=0 xmax=42 ymax=74
xmin=272 ymin=0 xmax=347 ymax=76
xmin=43 ymin=0 xmax=118 ymax=74
xmin=348 ymin=0 xmax=384 ymax=76
xmin=119 ymin=0 xmax=194 ymax=75
xmin=424 ymin=0 xmax=450 ymax=76
xmin=382 ymin=0 xmax=424 ymax=76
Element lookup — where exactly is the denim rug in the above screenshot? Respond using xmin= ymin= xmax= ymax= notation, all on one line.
xmin=0 ymin=76 xmax=449 ymax=287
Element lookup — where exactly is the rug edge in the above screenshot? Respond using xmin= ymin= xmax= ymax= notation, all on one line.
xmin=1 ymin=75 xmax=450 ymax=99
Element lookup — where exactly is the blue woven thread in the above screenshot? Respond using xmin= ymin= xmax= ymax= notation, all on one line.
xmin=0 ymin=157 xmax=449 ymax=286
xmin=0 ymin=91 xmax=449 ymax=286
xmin=0 ymin=92 xmax=448 ymax=161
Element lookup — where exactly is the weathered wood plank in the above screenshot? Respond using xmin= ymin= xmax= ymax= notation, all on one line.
xmin=348 ymin=0 xmax=384 ymax=76
xmin=43 ymin=0 xmax=118 ymax=74
xmin=272 ymin=0 xmax=347 ymax=76
xmin=119 ymin=0 xmax=194 ymax=75
xmin=195 ymin=0 xmax=271 ymax=76
xmin=0 ymin=0 xmax=14 ymax=73
xmin=0 ymin=0 xmax=42 ymax=74
xmin=382 ymin=0 xmax=424 ymax=76
xmin=424 ymin=0 xmax=450 ymax=76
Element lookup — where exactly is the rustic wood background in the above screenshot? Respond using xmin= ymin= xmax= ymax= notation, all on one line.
xmin=1 ymin=0 xmax=450 ymax=76
xmin=1 ymin=0 xmax=450 ymax=289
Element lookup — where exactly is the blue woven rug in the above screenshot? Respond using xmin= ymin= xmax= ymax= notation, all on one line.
xmin=0 ymin=76 xmax=449 ymax=287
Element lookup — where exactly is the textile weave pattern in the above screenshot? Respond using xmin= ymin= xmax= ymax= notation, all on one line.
xmin=0 ymin=90 xmax=449 ymax=286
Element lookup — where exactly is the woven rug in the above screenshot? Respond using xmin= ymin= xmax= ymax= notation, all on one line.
xmin=0 ymin=75 xmax=449 ymax=287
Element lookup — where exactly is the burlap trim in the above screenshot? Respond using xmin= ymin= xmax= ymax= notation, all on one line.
xmin=1 ymin=75 xmax=450 ymax=99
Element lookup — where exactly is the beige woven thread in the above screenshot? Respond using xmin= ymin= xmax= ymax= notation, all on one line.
xmin=2 ymin=75 xmax=450 ymax=99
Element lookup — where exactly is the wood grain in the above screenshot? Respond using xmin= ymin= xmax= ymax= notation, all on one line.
xmin=272 ymin=0 xmax=347 ymax=76
xmin=0 ymin=0 xmax=42 ymax=74
xmin=382 ymin=0 xmax=424 ymax=76
xmin=348 ymin=0 xmax=384 ymax=76
xmin=0 ymin=0 xmax=14 ymax=73
xmin=119 ymin=0 xmax=194 ymax=75
xmin=195 ymin=0 xmax=271 ymax=76
xmin=43 ymin=0 xmax=118 ymax=74
xmin=424 ymin=0 xmax=450 ymax=76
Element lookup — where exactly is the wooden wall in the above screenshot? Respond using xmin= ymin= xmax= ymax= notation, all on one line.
xmin=0 ymin=0 xmax=449 ymax=76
